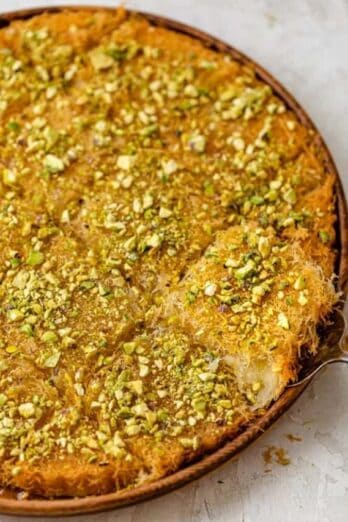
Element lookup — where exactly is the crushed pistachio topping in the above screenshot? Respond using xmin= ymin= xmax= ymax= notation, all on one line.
xmin=0 ymin=8 xmax=335 ymax=484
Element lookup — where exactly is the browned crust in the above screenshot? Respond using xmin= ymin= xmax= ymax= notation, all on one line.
xmin=0 ymin=6 xmax=345 ymax=516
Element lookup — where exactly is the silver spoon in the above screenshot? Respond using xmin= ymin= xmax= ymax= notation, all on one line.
xmin=287 ymin=300 xmax=348 ymax=387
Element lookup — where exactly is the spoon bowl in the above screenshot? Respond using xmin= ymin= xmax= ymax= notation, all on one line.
xmin=288 ymin=302 xmax=348 ymax=387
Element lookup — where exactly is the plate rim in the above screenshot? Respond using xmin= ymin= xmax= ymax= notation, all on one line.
xmin=0 ymin=5 xmax=347 ymax=516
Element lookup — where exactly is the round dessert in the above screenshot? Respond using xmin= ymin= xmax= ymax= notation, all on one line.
xmin=0 ymin=7 xmax=337 ymax=498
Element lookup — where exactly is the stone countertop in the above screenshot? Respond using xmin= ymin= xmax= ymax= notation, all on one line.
xmin=0 ymin=1 xmax=347 ymax=521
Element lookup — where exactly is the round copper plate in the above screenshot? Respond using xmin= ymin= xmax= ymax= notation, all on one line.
xmin=0 ymin=5 xmax=347 ymax=517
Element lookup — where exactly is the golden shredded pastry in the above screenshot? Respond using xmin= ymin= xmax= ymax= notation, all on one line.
xmin=0 ymin=8 xmax=337 ymax=497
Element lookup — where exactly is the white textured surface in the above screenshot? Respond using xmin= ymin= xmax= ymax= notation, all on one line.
xmin=0 ymin=1 xmax=347 ymax=521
